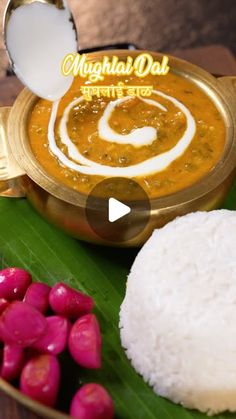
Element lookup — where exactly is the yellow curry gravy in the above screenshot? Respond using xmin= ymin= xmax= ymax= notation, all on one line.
xmin=28 ymin=72 xmax=225 ymax=199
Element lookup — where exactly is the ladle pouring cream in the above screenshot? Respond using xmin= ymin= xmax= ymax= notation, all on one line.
xmin=3 ymin=1 xmax=196 ymax=179
xmin=4 ymin=0 xmax=77 ymax=101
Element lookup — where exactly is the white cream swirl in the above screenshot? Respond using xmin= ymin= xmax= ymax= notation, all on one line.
xmin=48 ymin=90 xmax=196 ymax=177
xmin=98 ymin=97 xmax=166 ymax=147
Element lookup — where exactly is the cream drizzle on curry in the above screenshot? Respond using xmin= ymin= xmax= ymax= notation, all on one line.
xmin=28 ymin=73 xmax=226 ymax=199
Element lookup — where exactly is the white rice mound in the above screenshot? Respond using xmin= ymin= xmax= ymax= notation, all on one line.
xmin=120 ymin=210 xmax=236 ymax=416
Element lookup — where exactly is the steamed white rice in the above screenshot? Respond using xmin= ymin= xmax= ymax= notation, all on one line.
xmin=120 ymin=210 xmax=236 ymax=416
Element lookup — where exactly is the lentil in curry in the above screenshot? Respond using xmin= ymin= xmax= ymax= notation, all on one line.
xmin=28 ymin=72 xmax=225 ymax=199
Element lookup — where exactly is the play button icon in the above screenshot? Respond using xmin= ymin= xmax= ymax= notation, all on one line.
xmin=85 ymin=177 xmax=151 ymax=244
xmin=108 ymin=198 xmax=131 ymax=222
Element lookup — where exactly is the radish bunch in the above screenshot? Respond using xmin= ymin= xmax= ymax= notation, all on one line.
xmin=0 ymin=268 xmax=114 ymax=418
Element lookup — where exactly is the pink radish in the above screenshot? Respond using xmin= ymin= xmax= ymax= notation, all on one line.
xmin=20 ymin=354 xmax=60 ymax=407
xmin=24 ymin=283 xmax=51 ymax=314
xmin=49 ymin=283 xmax=94 ymax=320
xmin=68 ymin=314 xmax=102 ymax=369
xmin=0 ymin=268 xmax=32 ymax=300
xmin=0 ymin=344 xmax=24 ymax=382
xmin=0 ymin=299 xmax=9 ymax=315
xmin=70 ymin=383 xmax=114 ymax=419
xmin=32 ymin=315 xmax=71 ymax=355
xmin=0 ymin=301 xmax=47 ymax=347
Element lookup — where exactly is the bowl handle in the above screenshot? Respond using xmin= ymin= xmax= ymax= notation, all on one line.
xmin=0 ymin=107 xmax=26 ymax=197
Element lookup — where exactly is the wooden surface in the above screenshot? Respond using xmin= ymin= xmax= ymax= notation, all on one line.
xmin=0 ymin=13 xmax=236 ymax=418
xmin=0 ymin=392 xmax=40 ymax=419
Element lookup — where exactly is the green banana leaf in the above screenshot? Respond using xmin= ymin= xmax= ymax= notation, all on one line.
xmin=0 ymin=181 xmax=236 ymax=419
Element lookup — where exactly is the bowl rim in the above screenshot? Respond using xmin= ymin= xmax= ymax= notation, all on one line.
xmin=7 ymin=49 xmax=236 ymax=210
xmin=0 ymin=377 xmax=70 ymax=419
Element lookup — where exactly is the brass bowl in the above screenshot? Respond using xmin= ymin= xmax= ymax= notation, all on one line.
xmin=0 ymin=50 xmax=236 ymax=247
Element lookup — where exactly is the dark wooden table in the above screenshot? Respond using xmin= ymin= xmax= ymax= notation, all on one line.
xmin=0 ymin=1 xmax=236 ymax=416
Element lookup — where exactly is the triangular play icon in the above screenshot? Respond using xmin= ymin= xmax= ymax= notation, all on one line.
xmin=108 ymin=197 xmax=131 ymax=223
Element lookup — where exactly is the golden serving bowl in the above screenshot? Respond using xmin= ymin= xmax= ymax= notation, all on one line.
xmin=0 ymin=50 xmax=236 ymax=247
